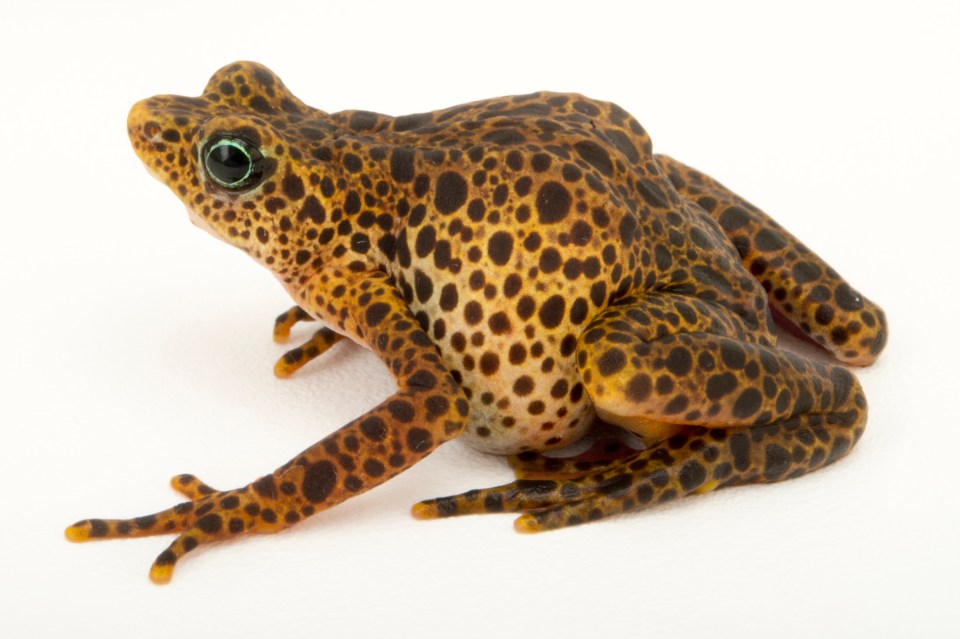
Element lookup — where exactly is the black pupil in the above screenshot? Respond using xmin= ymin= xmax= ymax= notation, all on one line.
xmin=207 ymin=142 xmax=252 ymax=185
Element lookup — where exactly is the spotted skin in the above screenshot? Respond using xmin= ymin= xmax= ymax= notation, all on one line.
xmin=66 ymin=62 xmax=886 ymax=580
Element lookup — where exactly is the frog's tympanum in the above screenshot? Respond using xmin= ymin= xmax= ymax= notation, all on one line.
xmin=67 ymin=62 xmax=887 ymax=583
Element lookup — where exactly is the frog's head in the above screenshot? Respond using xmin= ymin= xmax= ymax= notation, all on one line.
xmin=128 ymin=61 xmax=336 ymax=281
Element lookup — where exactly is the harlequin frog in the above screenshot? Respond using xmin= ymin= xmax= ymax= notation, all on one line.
xmin=66 ymin=62 xmax=887 ymax=583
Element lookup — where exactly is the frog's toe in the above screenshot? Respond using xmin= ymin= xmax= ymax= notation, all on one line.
xmin=272 ymin=305 xmax=313 ymax=344
xmin=170 ymin=473 xmax=219 ymax=500
xmin=64 ymin=503 xmax=193 ymax=542
xmin=148 ymin=522 xmax=224 ymax=585
xmin=273 ymin=327 xmax=343 ymax=378
xmin=412 ymin=479 xmax=583 ymax=519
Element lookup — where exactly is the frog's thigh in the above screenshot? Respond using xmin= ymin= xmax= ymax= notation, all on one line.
xmin=577 ymin=295 xmax=865 ymax=435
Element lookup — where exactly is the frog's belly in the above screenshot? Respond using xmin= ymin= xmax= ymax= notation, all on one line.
xmin=453 ymin=355 xmax=596 ymax=455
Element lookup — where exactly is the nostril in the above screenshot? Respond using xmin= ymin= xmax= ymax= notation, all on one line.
xmin=143 ymin=121 xmax=161 ymax=138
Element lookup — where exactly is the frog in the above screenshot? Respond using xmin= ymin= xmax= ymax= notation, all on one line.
xmin=66 ymin=61 xmax=887 ymax=583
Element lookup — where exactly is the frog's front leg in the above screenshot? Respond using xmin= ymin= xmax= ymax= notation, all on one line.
xmin=415 ymin=293 xmax=865 ymax=531
xmin=67 ymin=273 xmax=469 ymax=583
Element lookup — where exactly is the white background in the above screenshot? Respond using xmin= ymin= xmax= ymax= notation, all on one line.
xmin=2 ymin=1 xmax=957 ymax=637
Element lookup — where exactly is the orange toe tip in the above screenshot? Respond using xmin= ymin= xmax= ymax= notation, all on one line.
xmin=513 ymin=515 xmax=542 ymax=534
xmin=273 ymin=362 xmax=295 ymax=379
xmin=149 ymin=564 xmax=174 ymax=585
xmin=410 ymin=502 xmax=436 ymax=520
xmin=64 ymin=524 xmax=90 ymax=542
xmin=272 ymin=328 xmax=291 ymax=344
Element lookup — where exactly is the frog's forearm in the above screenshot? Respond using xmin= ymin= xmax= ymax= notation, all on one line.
xmin=67 ymin=274 xmax=469 ymax=583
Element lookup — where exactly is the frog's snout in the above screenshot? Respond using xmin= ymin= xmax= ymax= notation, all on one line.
xmin=127 ymin=100 xmax=169 ymax=155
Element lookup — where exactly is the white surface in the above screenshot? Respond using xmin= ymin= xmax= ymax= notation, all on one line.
xmin=1 ymin=0 xmax=957 ymax=637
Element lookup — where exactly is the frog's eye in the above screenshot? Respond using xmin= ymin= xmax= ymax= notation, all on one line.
xmin=202 ymin=136 xmax=265 ymax=190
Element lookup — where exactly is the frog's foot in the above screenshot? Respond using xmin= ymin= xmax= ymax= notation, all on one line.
xmin=272 ymin=305 xmax=314 ymax=344
xmin=65 ymin=467 xmax=308 ymax=584
xmin=273 ymin=327 xmax=344 ymax=378
xmin=414 ymin=429 xmax=710 ymax=531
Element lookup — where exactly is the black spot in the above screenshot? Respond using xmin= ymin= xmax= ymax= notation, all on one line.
xmin=732 ymin=388 xmax=763 ymax=418
xmin=302 ymin=461 xmax=338 ymax=503
xmin=654 ymin=245 xmax=673 ymax=270
xmin=390 ymin=148 xmax=416 ymax=183
xmin=626 ymin=374 xmax=652 ymax=402
xmin=531 ymin=153 xmax=551 ymax=172
xmin=482 ymin=129 xmax=525 ymax=146
xmin=388 ymin=400 xmax=415 ymax=422
xmin=363 ymin=459 xmax=386 ymax=477
xmin=415 ymin=226 xmax=436 ymax=258
xmin=535 ymin=181 xmax=572 ymax=224
xmin=636 ymin=179 xmax=668 ymax=208
xmin=252 ymin=475 xmax=276 ymax=499
xmin=619 ymin=213 xmax=638 ymax=245
xmin=342 ymin=153 xmax=363 ymax=173
xmin=539 ymin=247 xmax=562 ymax=273
xmin=597 ymin=348 xmax=627 ymax=376
xmin=573 ymin=140 xmax=613 ymax=176
xmin=719 ymin=341 xmax=747 ymax=369
xmin=282 ymin=174 xmax=305 ymax=200
xmin=394 ymin=112 xmax=432 ymax=131
xmin=297 ymin=195 xmax=326 ymax=224
xmin=349 ymin=111 xmax=378 ymax=131
xmin=360 ymin=416 xmax=388 ymax=441
xmin=665 ymin=347 xmax=692 ymax=376
xmin=754 ymin=229 xmax=787 ymax=252
xmin=679 ymin=461 xmax=707 ymax=492
xmin=439 ymin=283 xmax=459 ymax=311
xmin=792 ymin=261 xmax=822 ymax=284
xmin=414 ymin=269 xmax=433 ymax=302
xmin=434 ymin=172 xmax=468 ymax=214
xmin=729 ymin=433 xmax=751 ymax=471
xmin=249 ymin=96 xmax=272 ymax=114
xmin=514 ymin=176 xmax=533 ymax=197
xmin=827 ymin=436 xmax=851 ymax=463
xmin=480 ymin=352 xmax=500 ymax=375
xmin=538 ymin=295 xmax=566 ymax=329
xmin=815 ymin=304 xmax=835 ymax=325
xmin=718 ymin=206 xmax=750 ymax=231
xmin=487 ymin=231 xmax=514 ymax=266
xmin=195 ymin=513 xmax=223 ymax=534
xmin=834 ymin=283 xmax=864 ymax=311
xmin=407 ymin=428 xmax=433 ymax=453
xmin=663 ymin=395 xmax=690 ymax=415
xmin=365 ymin=302 xmax=390 ymax=327
xmin=764 ymin=444 xmax=791 ymax=479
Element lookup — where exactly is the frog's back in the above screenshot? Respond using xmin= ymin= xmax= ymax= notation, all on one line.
xmin=313 ymin=93 xmax=768 ymax=454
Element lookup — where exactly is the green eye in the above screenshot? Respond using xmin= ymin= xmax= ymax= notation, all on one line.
xmin=202 ymin=136 xmax=264 ymax=190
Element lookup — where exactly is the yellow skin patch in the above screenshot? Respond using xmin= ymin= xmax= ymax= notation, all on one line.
xmin=66 ymin=62 xmax=887 ymax=583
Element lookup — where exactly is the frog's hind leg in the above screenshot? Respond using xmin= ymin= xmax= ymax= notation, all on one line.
xmin=413 ymin=293 xmax=866 ymax=531
xmin=656 ymin=154 xmax=887 ymax=366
